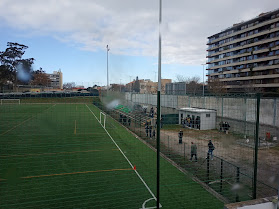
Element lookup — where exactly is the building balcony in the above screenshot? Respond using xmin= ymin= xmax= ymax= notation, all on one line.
xmin=209 ymin=37 xmax=279 ymax=58
xmin=219 ymin=73 xmax=279 ymax=82
xmin=209 ymin=27 xmax=279 ymax=51
xmin=208 ymin=16 xmax=279 ymax=45
xmin=224 ymin=83 xmax=279 ymax=88
xmin=209 ymin=46 xmax=279 ymax=63
xmin=208 ymin=64 xmax=279 ymax=76
xmin=210 ymin=54 xmax=279 ymax=70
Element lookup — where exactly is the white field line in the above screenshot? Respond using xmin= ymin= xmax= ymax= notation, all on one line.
xmin=85 ymin=104 xmax=158 ymax=203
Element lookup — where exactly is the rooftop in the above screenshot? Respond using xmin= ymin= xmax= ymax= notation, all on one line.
xmin=179 ymin=107 xmax=216 ymax=113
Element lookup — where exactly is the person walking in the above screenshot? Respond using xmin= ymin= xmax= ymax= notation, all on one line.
xmin=178 ymin=130 xmax=183 ymax=144
xmin=152 ymin=129 xmax=156 ymax=139
xmin=190 ymin=142 xmax=197 ymax=162
xmin=149 ymin=126 xmax=152 ymax=138
xmin=145 ymin=123 xmax=149 ymax=137
xmin=208 ymin=140 xmax=215 ymax=160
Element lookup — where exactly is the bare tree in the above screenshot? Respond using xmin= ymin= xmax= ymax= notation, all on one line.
xmin=243 ymin=81 xmax=264 ymax=94
xmin=208 ymin=78 xmax=227 ymax=95
xmin=176 ymin=74 xmax=187 ymax=82
xmin=175 ymin=75 xmax=202 ymax=95
xmin=63 ymin=82 xmax=76 ymax=90
xmin=31 ymin=68 xmax=50 ymax=86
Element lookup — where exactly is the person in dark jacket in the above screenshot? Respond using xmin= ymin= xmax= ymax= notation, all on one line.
xmin=178 ymin=130 xmax=183 ymax=144
xmin=149 ymin=126 xmax=152 ymax=138
xmin=208 ymin=140 xmax=215 ymax=159
xmin=190 ymin=142 xmax=197 ymax=162
xmin=145 ymin=124 xmax=149 ymax=137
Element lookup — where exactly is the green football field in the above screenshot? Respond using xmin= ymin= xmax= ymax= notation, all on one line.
xmin=0 ymin=101 xmax=224 ymax=209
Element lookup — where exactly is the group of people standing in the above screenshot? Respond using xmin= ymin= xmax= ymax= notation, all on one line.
xmin=145 ymin=122 xmax=156 ymax=139
xmin=189 ymin=140 xmax=215 ymax=162
xmin=119 ymin=113 xmax=131 ymax=126
xmin=182 ymin=116 xmax=200 ymax=130
xmin=219 ymin=121 xmax=230 ymax=133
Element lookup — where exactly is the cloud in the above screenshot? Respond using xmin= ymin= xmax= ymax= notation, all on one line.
xmin=0 ymin=0 xmax=276 ymax=65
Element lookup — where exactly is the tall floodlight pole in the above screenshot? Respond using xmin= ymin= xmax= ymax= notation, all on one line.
xmin=106 ymin=45 xmax=110 ymax=93
xmin=156 ymin=0 xmax=162 ymax=208
xmin=201 ymin=64 xmax=206 ymax=96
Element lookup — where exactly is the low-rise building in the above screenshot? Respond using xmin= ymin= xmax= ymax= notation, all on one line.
xmin=48 ymin=70 xmax=63 ymax=89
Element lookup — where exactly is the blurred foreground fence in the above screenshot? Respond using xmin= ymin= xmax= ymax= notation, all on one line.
xmin=100 ymin=91 xmax=279 ymax=204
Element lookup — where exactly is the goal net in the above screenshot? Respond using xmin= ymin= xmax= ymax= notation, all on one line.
xmin=1 ymin=99 xmax=20 ymax=105
xmin=100 ymin=112 xmax=106 ymax=128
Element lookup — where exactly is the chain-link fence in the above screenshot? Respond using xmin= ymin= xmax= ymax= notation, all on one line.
xmin=100 ymin=91 xmax=279 ymax=205
xmin=0 ymin=91 xmax=278 ymax=208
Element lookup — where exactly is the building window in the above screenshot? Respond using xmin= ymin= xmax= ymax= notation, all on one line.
xmin=247 ymin=55 xmax=253 ymax=60
xmin=206 ymin=114 xmax=210 ymax=117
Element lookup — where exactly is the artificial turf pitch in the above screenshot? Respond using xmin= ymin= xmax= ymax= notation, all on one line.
xmin=0 ymin=102 xmax=224 ymax=209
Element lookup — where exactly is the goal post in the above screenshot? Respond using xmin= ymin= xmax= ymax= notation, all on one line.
xmin=0 ymin=99 xmax=21 ymax=105
xmin=100 ymin=112 xmax=106 ymax=128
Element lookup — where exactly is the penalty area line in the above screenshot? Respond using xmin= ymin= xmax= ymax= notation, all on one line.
xmin=86 ymin=104 xmax=161 ymax=207
xmin=0 ymin=168 xmax=133 ymax=181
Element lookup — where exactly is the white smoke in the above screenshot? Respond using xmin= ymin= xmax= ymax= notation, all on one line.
xmin=106 ymin=99 xmax=120 ymax=109
xmin=16 ymin=63 xmax=32 ymax=82
xmin=231 ymin=183 xmax=243 ymax=192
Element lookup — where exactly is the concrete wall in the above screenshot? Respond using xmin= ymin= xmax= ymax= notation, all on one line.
xmin=125 ymin=93 xmax=279 ymax=138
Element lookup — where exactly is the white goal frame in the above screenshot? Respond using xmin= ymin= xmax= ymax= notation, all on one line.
xmin=100 ymin=112 xmax=106 ymax=128
xmin=0 ymin=99 xmax=20 ymax=105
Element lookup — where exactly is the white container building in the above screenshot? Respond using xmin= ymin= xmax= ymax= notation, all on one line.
xmin=178 ymin=107 xmax=217 ymax=130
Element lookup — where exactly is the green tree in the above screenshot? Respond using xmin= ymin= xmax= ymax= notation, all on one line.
xmin=0 ymin=42 xmax=34 ymax=90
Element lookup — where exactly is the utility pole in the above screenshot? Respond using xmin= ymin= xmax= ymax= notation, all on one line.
xmin=106 ymin=45 xmax=110 ymax=93
xmin=154 ymin=71 xmax=157 ymax=82
xmin=156 ymin=0 xmax=162 ymax=208
xmin=201 ymin=64 xmax=206 ymax=96
xmin=129 ymin=76 xmax=132 ymax=92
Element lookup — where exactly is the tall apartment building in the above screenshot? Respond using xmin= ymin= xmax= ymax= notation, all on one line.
xmin=207 ymin=9 xmax=279 ymax=92
xmin=48 ymin=70 xmax=63 ymax=89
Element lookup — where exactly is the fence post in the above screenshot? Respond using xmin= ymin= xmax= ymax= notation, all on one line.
xmin=244 ymin=97 xmax=247 ymax=136
xmin=274 ymin=98 xmax=277 ymax=127
xmin=139 ymin=115 xmax=142 ymax=137
xmin=184 ymin=143 xmax=186 ymax=163
xmin=236 ymin=167 xmax=240 ymax=202
xmin=253 ymin=93 xmax=260 ymax=199
xmin=207 ymin=152 xmax=210 ymax=184
xmin=220 ymin=159 xmax=223 ymax=193
xmin=168 ymin=136 xmax=170 ymax=157
xmin=221 ymin=96 xmax=224 ymax=119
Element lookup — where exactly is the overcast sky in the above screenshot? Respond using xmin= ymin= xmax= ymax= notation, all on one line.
xmin=0 ymin=0 xmax=277 ymax=86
